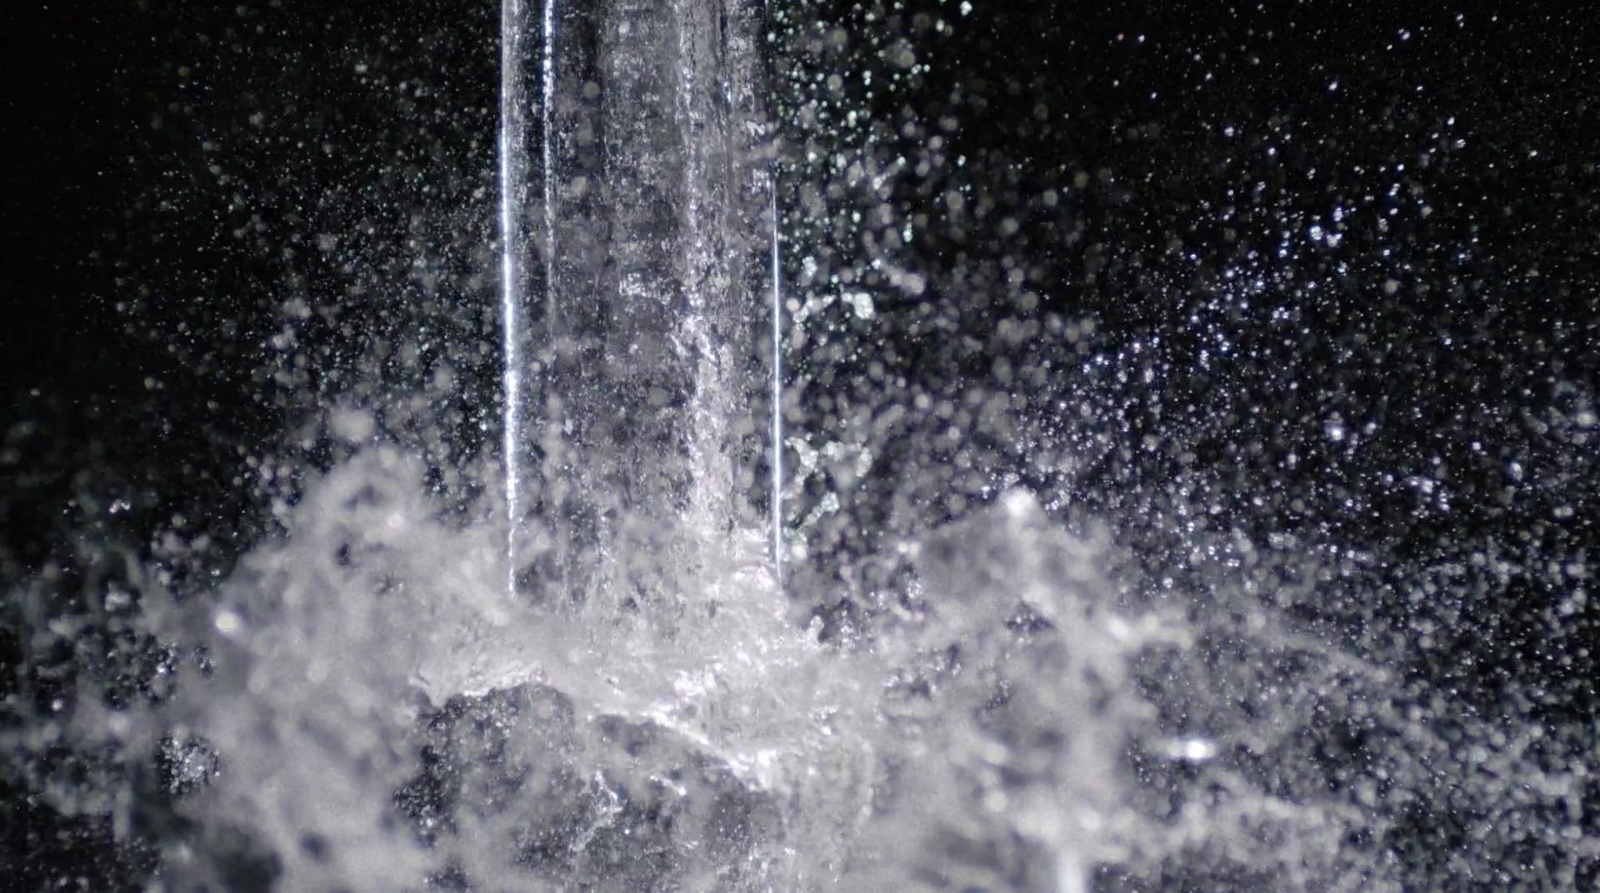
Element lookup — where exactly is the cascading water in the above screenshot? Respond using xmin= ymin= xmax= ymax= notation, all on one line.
xmin=4 ymin=2 xmax=1598 ymax=892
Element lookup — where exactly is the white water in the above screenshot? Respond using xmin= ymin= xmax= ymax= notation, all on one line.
xmin=148 ymin=447 xmax=1156 ymax=891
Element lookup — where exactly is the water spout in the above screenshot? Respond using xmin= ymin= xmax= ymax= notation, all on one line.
xmin=500 ymin=0 xmax=771 ymax=608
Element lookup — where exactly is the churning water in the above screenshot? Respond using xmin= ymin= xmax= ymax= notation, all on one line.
xmin=4 ymin=2 xmax=1598 ymax=892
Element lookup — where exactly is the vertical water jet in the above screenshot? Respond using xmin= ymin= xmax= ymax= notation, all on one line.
xmin=500 ymin=0 xmax=773 ymax=609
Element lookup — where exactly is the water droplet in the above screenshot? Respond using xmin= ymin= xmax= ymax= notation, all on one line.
xmin=214 ymin=609 xmax=243 ymax=636
xmin=1323 ymin=415 xmax=1347 ymax=443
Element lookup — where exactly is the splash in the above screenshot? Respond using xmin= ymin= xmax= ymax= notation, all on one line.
xmin=135 ymin=447 xmax=1166 ymax=891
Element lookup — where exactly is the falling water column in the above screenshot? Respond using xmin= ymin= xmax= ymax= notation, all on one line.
xmin=505 ymin=0 xmax=771 ymax=609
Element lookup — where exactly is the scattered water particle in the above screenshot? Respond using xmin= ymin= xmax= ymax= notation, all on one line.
xmin=214 ymin=609 xmax=243 ymax=636
xmin=1323 ymin=415 xmax=1347 ymax=443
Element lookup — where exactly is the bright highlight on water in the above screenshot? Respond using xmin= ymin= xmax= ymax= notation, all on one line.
xmin=498 ymin=0 xmax=527 ymax=597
